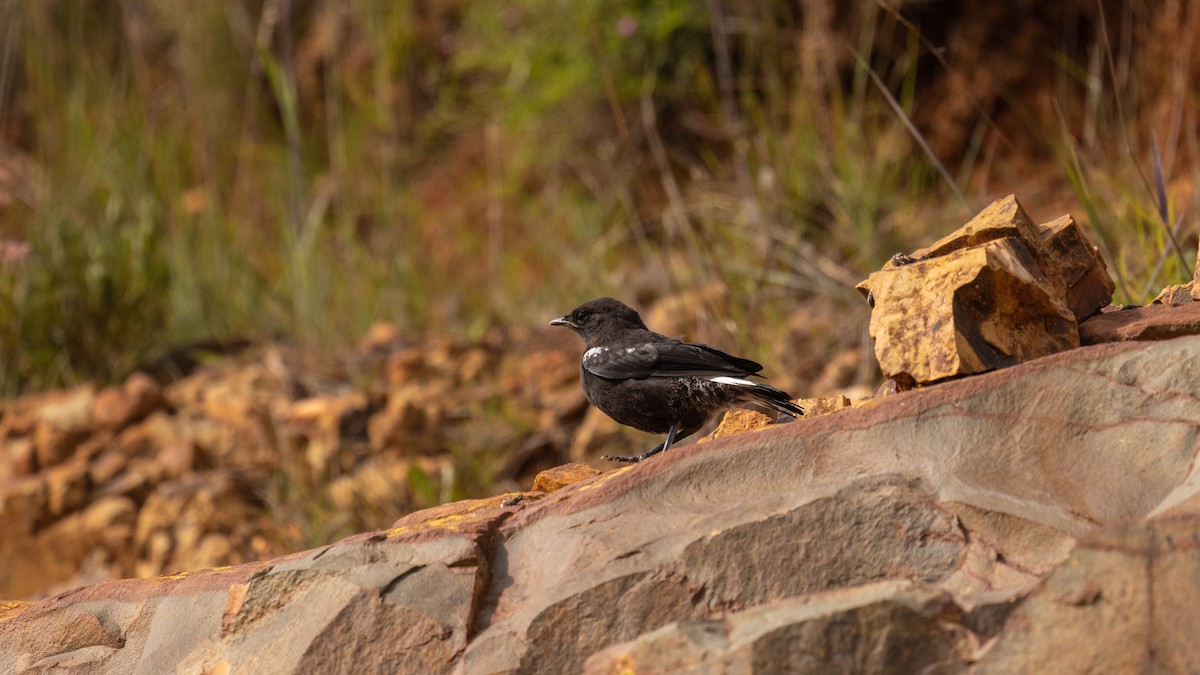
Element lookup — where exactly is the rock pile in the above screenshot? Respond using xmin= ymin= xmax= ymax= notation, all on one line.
xmin=0 ymin=333 xmax=600 ymax=600
xmin=857 ymin=195 xmax=1115 ymax=387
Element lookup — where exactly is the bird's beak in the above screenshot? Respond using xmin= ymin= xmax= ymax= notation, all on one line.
xmin=549 ymin=316 xmax=577 ymax=328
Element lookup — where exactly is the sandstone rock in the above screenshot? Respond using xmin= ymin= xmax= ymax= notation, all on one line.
xmin=702 ymin=408 xmax=774 ymax=442
xmin=897 ymin=195 xmax=1052 ymax=269
xmin=32 ymin=420 xmax=88 ymax=469
xmin=3 ymin=330 xmax=590 ymax=603
xmin=0 ymin=601 xmax=30 ymax=622
xmin=462 ymin=337 xmax=1200 ymax=672
xmin=26 ymin=385 xmax=96 ymax=435
xmin=798 ymin=394 xmax=852 ymax=417
xmin=1080 ymin=302 xmax=1200 ymax=343
xmin=980 ymin=512 xmax=1200 ymax=674
xmin=584 ymin=581 xmax=970 ymax=674
xmin=368 ymin=385 xmax=445 ymax=452
xmin=861 ymin=237 xmax=1078 ymax=385
xmin=857 ymin=196 xmax=1113 ymax=386
xmin=1038 ymin=214 xmax=1115 ymax=320
xmin=80 ymin=496 xmax=138 ymax=552
xmin=282 ymin=392 xmax=368 ymax=473
xmin=1151 ymin=280 xmax=1194 ymax=306
xmin=93 ymin=372 xmax=165 ymax=431
xmin=0 ymin=437 xmax=35 ymax=480
xmin=115 ymin=412 xmax=195 ymax=479
xmin=3 ymin=336 xmax=1199 ymax=672
xmin=531 ymin=462 xmax=600 ymax=493
xmin=44 ymin=456 xmax=90 ymax=516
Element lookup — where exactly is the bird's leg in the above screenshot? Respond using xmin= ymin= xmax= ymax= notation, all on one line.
xmin=601 ymin=424 xmax=679 ymax=463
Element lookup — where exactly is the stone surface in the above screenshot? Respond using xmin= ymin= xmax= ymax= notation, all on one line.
xmin=1080 ymin=302 xmax=1200 ymax=344
xmin=858 ymin=196 xmax=1114 ymax=387
xmin=1038 ymin=214 xmax=1115 ymax=320
xmin=584 ymin=581 xmax=971 ymax=675
xmin=702 ymin=408 xmax=775 ymax=441
xmin=980 ymin=510 xmax=1200 ymax=674
xmin=2 ymin=336 xmax=1199 ymax=672
xmin=92 ymin=373 xmax=165 ymax=432
xmin=531 ymin=462 xmax=601 ymax=493
xmin=862 ymin=236 xmax=1078 ymax=385
xmin=899 ymin=194 xmax=1051 ymax=272
xmin=1151 ymin=280 xmax=1195 ymax=306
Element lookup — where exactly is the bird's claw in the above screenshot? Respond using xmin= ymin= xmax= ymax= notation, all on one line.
xmin=600 ymin=454 xmax=643 ymax=463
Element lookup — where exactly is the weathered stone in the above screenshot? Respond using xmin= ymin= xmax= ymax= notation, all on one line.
xmin=1151 ymin=280 xmax=1194 ymax=306
xmin=368 ymin=385 xmax=444 ymax=452
xmin=798 ymin=394 xmax=852 ymax=417
xmin=980 ymin=512 xmax=1200 ymax=674
xmin=861 ymin=236 xmax=1078 ymax=384
xmin=116 ymin=412 xmax=195 ymax=479
xmin=1038 ymin=214 xmax=1115 ymax=320
xmin=32 ymin=420 xmax=88 ymax=469
xmin=26 ymin=385 xmax=96 ymax=435
xmin=93 ymin=372 xmax=165 ymax=431
xmin=858 ymin=196 xmax=1117 ymax=386
xmin=463 ymin=337 xmax=1200 ymax=672
xmin=531 ymin=462 xmax=601 ymax=493
xmin=0 ymin=437 xmax=35 ymax=480
xmin=282 ymin=392 xmax=369 ymax=474
xmin=583 ymin=581 xmax=970 ymax=675
xmin=2 ymin=336 xmax=1200 ymax=673
xmin=80 ymin=496 xmax=138 ymax=551
xmin=0 ymin=605 xmax=123 ymax=672
xmin=1080 ymin=302 xmax=1200 ymax=343
xmin=898 ymin=195 xmax=1054 ymax=277
xmin=44 ymin=456 xmax=90 ymax=516
xmin=702 ymin=408 xmax=774 ymax=442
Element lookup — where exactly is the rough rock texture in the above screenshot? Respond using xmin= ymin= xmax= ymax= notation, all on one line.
xmin=1151 ymin=280 xmax=1196 ymax=306
xmin=1080 ymin=302 xmax=1200 ymax=344
xmin=583 ymin=581 xmax=971 ymax=674
xmin=530 ymin=462 xmax=600 ymax=493
xmin=857 ymin=195 xmax=1113 ymax=386
xmin=0 ymin=333 xmax=595 ymax=599
xmin=3 ymin=335 xmax=1199 ymax=673
xmin=1038 ymin=214 xmax=1117 ymax=319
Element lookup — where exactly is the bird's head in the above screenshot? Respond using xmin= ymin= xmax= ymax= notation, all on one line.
xmin=550 ymin=297 xmax=647 ymax=342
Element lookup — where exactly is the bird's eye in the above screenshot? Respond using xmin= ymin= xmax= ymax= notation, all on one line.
xmin=574 ymin=312 xmax=588 ymax=324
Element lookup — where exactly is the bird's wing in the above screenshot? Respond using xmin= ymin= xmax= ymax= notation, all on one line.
xmin=583 ymin=340 xmax=763 ymax=380
xmin=649 ymin=341 xmax=764 ymax=377
xmin=582 ymin=343 xmax=661 ymax=380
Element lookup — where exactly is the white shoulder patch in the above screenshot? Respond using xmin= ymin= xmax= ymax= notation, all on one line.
xmin=583 ymin=346 xmax=608 ymax=362
xmin=709 ymin=376 xmax=757 ymax=387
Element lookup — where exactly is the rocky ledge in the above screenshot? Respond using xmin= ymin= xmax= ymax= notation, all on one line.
xmin=2 ymin=334 xmax=1199 ymax=673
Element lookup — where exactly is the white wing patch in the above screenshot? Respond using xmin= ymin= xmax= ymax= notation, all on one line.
xmin=583 ymin=346 xmax=609 ymax=363
xmin=709 ymin=376 xmax=757 ymax=387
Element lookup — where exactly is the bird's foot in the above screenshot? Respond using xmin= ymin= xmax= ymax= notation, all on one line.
xmin=601 ymin=446 xmax=663 ymax=463
xmin=600 ymin=453 xmax=643 ymax=463
xmin=600 ymin=425 xmax=678 ymax=463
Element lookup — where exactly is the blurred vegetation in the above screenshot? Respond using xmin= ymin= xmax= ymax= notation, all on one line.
xmin=0 ymin=0 xmax=1197 ymax=397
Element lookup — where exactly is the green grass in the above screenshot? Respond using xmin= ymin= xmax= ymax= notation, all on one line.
xmin=0 ymin=1 xmax=1196 ymax=398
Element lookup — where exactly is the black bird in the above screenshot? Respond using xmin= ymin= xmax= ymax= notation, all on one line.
xmin=550 ymin=297 xmax=804 ymax=462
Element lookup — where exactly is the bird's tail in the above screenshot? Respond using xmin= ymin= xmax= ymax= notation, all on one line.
xmin=745 ymin=382 xmax=805 ymax=419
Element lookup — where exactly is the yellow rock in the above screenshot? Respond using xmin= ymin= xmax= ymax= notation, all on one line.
xmin=1039 ymin=214 xmax=1115 ymax=319
xmin=858 ymin=196 xmax=1100 ymax=386
xmin=702 ymin=409 xmax=775 ymax=442
xmin=532 ymin=462 xmax=601 ymax=493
